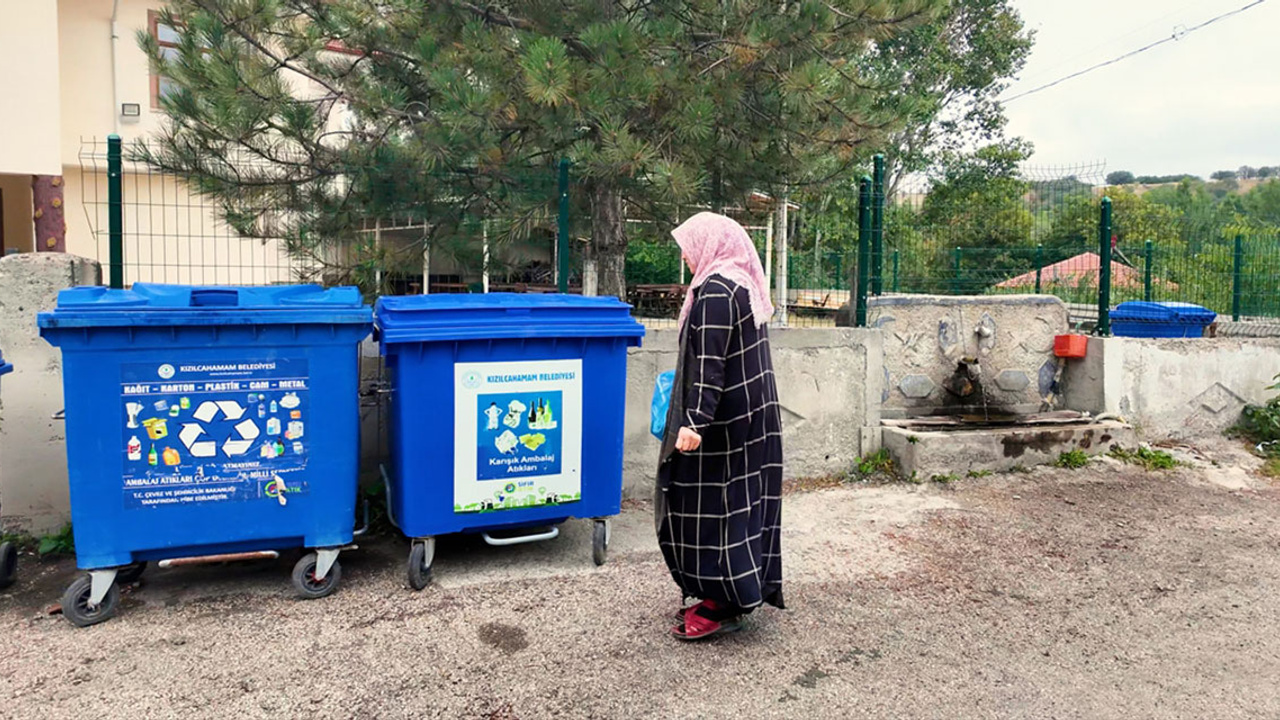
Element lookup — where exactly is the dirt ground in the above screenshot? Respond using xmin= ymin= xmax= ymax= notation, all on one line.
xmin=1 ymin=439 xmax=1278 ymax=719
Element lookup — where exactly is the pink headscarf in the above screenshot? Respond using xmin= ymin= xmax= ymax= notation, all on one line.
xmin=672 ymin=212 xmax=775 ymax=330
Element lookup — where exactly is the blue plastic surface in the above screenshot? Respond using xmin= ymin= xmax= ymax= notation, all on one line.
xmin=375 ymin=292 xmax=645 ymax=344
xmin=1110 ymin=301 xmax=1218 ymax=338
xmin=650 ymin=371 xmax=674 ymax=440
xmin=0 ymin=346 xmax=11 ymax=377
xmin=375 ymin=293 xmax=644 ymax=538
xmin=38 ymin=284 xmax=373 ymax=570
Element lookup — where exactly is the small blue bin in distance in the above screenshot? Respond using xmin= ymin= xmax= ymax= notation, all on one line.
xmin=38 ymin=283 xmax=372 ymax=620
xmin=1110 ymin=301 xmax=1217 ymax=338
xmin=0 ymin=346 xmax=15 ymax=590
xmin=375 ymin=293 xmax=644 ymax=583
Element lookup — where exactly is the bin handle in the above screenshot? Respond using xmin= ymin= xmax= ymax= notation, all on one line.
xmin=190 ymin=288 xmax=239 ymax=307
xmin=481 ymin=526 xmax=559 ymax=547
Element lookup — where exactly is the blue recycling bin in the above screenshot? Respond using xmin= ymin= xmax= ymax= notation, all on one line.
xmin=39 ymin=283 xmax=372 ymax=626
xmin=375 ymin=293 xmax=644 ymax=589
xmin=1111 ymin=301 xmax=1218 ymax=338
xmin=0 ymin=347 xmax=15 ymax=590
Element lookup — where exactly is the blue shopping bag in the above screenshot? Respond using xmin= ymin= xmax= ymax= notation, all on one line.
xmin=650 ymin=370 xmax=675 ymax=440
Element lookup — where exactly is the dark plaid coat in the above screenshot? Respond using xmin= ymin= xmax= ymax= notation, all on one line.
xmin=656 ymin=275 xmax=785 ymax=610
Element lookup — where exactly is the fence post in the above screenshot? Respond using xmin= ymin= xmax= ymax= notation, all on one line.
xmin=1143 ymin=239 xmax=1153 ymax=302
xmin=107 ymin=134 xmax=124 ymax=289
xmin=1233 ymin=234 xmax=1244 ymax=321
xmin=1097 ymin=197 xmax=1113 ymax=335
xmin=871 ymin=154 xmax=885 ymax=296
xmin=556 ymin=158 xmax=570 ymax=294
xmin=892 ymin=248 xmax=900 ymax=293
xmin=1034 ymin=244 xmax=1043 ymax=294
xmin=951 ymin=248 xmax=962 ymax=295
xmin=855 ymin=176 xmax=872 ymax=327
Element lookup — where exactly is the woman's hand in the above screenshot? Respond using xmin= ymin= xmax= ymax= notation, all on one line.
xmin=676 ymin=427 xmax=702 ymax=453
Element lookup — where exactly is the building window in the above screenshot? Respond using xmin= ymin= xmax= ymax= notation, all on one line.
xmin=149 ymin=11 xmax=182 ymax=108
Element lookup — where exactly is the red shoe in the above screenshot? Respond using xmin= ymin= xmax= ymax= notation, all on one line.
xmin=670 ymin=603 xmax=743 ymax=641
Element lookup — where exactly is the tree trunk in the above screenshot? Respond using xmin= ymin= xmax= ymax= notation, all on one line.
xmin=32 ymin=175 xmax=66 ymax=252
xmin=588 ymin=180 xmax=626 ymax=299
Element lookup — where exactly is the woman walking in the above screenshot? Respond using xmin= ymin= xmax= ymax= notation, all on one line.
xmin=657 ymin=211 xmax=785 ymax=641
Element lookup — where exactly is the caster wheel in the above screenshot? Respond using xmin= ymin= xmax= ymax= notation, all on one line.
xmin=116 ymin=561 xmax=147 ymax=584
xmin=592 ymin=520 xmax=608 ymax=567
xmin=0 ymin=541 xmax=16 ymax=590
xmin=407 ymin=542 xmax=433 ymax=591
xmin=61 ymin=575 xmax=120 ymax=628
xmin=291 ymin=553 xmax=341 ymax=600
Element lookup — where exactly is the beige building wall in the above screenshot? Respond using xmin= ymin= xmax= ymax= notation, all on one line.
xmin=0 ymin=0 xmax=62 ymax=176
xmin=58 ymin=0 xmax=169 ymax=157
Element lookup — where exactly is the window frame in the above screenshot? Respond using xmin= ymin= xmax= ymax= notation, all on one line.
xmin=148 ymin=10 xmax=183 ymax=109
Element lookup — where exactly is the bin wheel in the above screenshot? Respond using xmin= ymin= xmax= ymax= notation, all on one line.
xmin=407 ymin=542 xmax=433 ymax=591
xmin=116 ymin=561 xmax=147 ymax=584
xmin=61 ymin=575 xmax=120 ymax=628
xmin=592 ymin=520 xmax=608 ymax=567
xmin=291 ymin=553 xmax=341 ymax=600
xmin=0 ymin=541 xmax=17 ymax=589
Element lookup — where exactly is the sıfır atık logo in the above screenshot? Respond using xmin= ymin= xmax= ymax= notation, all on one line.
xmin=463 ymin=372 xmax=481 ymax=389
xmin=157 ymin=364 xmax=176 ymax=379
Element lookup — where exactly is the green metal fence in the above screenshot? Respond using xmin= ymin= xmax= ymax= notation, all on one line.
xmin=81 ymin=136 xmax=1280 ymax=333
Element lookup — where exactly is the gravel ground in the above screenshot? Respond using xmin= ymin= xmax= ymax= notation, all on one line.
xmin=1 ymin=439 xmax=1278 ymax=719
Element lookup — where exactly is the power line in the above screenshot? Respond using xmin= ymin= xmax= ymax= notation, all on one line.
xmin=1001 ymin=0 xmax=1269 ymax=104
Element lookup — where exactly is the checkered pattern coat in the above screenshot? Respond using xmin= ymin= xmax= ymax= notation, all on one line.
xmin=656 ymin=276 xmax=785 ymax=610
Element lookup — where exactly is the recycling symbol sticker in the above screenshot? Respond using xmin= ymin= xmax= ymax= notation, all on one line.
xmin=185 ymin=400 xmax=260 ymax=456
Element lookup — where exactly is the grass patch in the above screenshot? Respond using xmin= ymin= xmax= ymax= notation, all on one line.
xmin=1234 ymin=373 xmax=1280 ymax=445
xmin=930 ymin=473 xmax=960 ymax=484
xmin=1007 ymin=465 xmax=1031 ymax=475
xmin=37 ymin=524 xmax=75 ymax=557
xmin=856 ymin=449 xmax=895 ymax=477
xmin=1108 ymin=446 xmax=1180 ymax=471
xmin=1055 ymin=450 xmax=1091 ymax=470
xmin=1262 ymin=457 xmax=1280 ymax=479
xmin=0 ymin=531 xmax=37 ymax=554
xmin=966 ymin=469 xmax=994 ymax=479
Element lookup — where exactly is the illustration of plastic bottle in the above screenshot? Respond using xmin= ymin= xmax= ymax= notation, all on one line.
xmin=270 ymin=400 xmax=278 ymax=414
xmin=127 ymin=436 xmax=142 ymax=461
xmin=147 ymin=445 xmax=158 ymax=466
xmin=258 ymin=403 xmax=266 ymax=418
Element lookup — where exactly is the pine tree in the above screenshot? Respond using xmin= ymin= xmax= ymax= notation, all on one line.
xmin=139 ymin=0 xmax=944 ymax=297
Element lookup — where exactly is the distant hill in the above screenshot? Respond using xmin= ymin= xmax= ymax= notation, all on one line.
xmin=1095 ymin=178 xmax=1266 ymax=196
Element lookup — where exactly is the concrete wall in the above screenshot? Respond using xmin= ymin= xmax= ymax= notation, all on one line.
xmin=1064 ymin=335 xmax=1280 ymax=440
xmin=621 ymin=328 xmax=882 ymax=497
xmin=0 ymin=253 xmax=100 ymax=533
xmin=0 ymin=0 xmax=62 ymax=176
xmin=870 ymin=294 xmax=1069 ymax=418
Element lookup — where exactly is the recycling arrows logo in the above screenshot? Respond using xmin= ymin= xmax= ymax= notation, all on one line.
xmin=186 ymin=400 xmax=260 ymax=457
xmin=178 ymin=423 xmax=217 ymax=458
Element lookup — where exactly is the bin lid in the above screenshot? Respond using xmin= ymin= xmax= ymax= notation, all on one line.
xmin=1110 ymin=301 xmax=1218 ymax=324
xmin=0 ymin=347 xmax=11 ymax=377
xmin=375 ymin=293 xmax=646 ymax=345
xmin=38 ymin=283 xmax=372 ymax=330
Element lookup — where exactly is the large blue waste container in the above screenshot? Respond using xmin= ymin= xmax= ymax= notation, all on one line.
xmin=1111 ymin=301 xmax=1217 ymax=338
xmin=39 ymin=283 xmax=372 ymax=626
xmin=375 ymin=293 xmax=644 ymax=589
xmin=0 ymin=347 xmax=15 ymax=590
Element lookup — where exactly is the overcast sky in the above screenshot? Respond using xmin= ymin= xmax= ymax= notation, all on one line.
xmin=1002 ymin=0 xmax=1280 ymax=179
